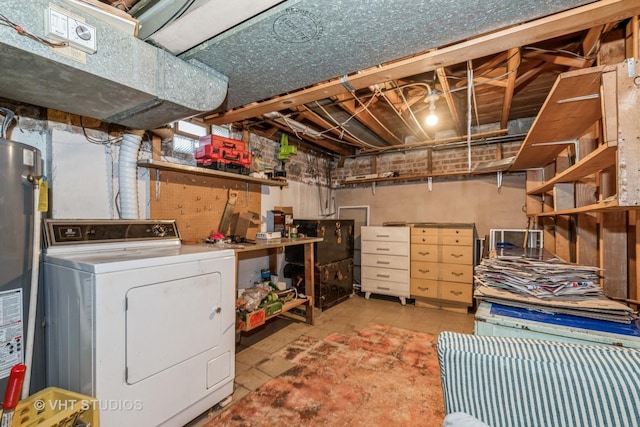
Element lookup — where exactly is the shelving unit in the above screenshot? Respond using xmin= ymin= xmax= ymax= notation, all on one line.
xmin=510 ymin=60 xmax=640 ymax=299
xmin=232 ymin=237 xmax=323 ymax=329
xmin=138 ymin=159 xmax=288 ymax=187
xmin=241 ymin=296 xmax=313 ymax=332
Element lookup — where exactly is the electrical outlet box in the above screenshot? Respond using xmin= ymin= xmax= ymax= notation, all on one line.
xmin=45 ymin=6 xmax=97 ymax=54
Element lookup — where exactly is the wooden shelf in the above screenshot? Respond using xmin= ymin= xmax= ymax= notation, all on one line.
xmin=510 ymin=65 xmax=615 ymax=171
xmin=138 ymin=159 xmax=288 ymax=187
xmin=340 ymin=169 xmax=501 ymax=186
xmin=527 ymin=144 xmax=617 ymax=195
xmin=266 ymin=297 xmax=312 ymax=320
xmin=534 ymin=199 xmax=640 ymax=216
xmin=242 ymin=297 xmax=312 ymax=332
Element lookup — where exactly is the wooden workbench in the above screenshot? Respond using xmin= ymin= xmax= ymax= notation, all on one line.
xmin=213 ymin=237 xmax=323 ymax=327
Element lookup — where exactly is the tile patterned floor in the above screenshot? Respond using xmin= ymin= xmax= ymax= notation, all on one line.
xmin=185 ymin=293 xmax=475 ymax=426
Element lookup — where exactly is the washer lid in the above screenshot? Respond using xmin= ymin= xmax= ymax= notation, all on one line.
xmin=43 ymin=244 xmax=235 ymax=274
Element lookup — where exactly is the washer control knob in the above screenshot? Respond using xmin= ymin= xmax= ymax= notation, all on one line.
xmin=151 ymin=224 xmax=168 ymax=237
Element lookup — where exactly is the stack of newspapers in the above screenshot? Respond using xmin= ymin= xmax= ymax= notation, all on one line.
xmin=474 ymin=257 xmax=635 ymax=323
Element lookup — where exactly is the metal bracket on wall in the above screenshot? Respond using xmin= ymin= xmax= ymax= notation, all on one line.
xmin=155 ymin=169 xmax=161 ymax=201
xmin=496 ymin=171 xmax=503 ymax=191
xmin=371 ymin=182 xmax=376 ymax=195
xmin=428 ymin=176 xmax=433 ymax=192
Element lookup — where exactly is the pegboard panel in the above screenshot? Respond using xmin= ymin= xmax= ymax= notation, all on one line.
xmin=148 ymin=170 xmax=261 ymax=244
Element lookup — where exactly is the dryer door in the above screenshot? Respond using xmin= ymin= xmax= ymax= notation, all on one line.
xmin=125 ymin=270 xmax=226 ymax=384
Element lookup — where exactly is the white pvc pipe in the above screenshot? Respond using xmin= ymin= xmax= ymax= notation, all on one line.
xmin=119 ymin=132 xmax=144 ymax=219
xmin=22 ymin=183 xmax=41 ymax=399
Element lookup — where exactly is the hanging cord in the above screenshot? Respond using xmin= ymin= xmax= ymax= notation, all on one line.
xmin=0 ymin=12 xmax=68 ymax=48
xmin=467 ymin=61 xmax=473 ymax=171
xmin=322 ymin=157 xmax=335 ymax=217
xmin=346 ymin=91 xmax=405 ymax=144
xmin=311 ymin=100 xmax=379 ymax=148
xmin=0 ymin=107 xmax=16 ymax=138
xmin=80 ymin=116 xmax=123 ymax=146
xmin=376 ymin=82 xmax=427 ymax=140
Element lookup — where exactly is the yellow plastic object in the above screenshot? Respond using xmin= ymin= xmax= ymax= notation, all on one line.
xmin=38 ymin=177 xmax=48 ymax=212
xmin=6 ymin=387 xmax=99 ymax=427
xmin=277 ymin=134 xmax=297 ymax=162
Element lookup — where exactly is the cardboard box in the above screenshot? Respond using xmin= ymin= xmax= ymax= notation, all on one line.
xmin=274 ymin=206 xmax=294 ymax=226
xmin=267 ymin=210 xmax=286 ymax=233
xmin=233 ymin=211 xmax=262 ymax=241
xmin=241 ymin=308 xmax=265 ymax=330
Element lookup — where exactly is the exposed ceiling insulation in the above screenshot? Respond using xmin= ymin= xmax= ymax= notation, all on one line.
xmin=177 ymin=0 xmax=597 ymax=110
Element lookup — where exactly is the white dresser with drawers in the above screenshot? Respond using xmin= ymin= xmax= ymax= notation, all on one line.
xmin=361 ymin=226 xmax=410 ymax=305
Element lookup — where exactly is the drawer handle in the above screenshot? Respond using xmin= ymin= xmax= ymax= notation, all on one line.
xmin=376 ymin=248 xmax=390 ymax=251
xmin=376 ymin=274 xmax=390 ymax=278
xmin=455 ymin=230 xmax=460 ymax=234
xmin=418 ymin=251 xmax=430 ymax=256
xmin=377 ymin=286 xmax=390 ymax=291
xmin=419 ymin=269 xmax=430 ymax=273
xmin=455 ymin=239 xmax=459 ymax=243
xmin=450 ymin=253 xmax=463 ymax=258
xmin=451 ymin=272 xmax=464 ymax=277
xmin=417 ymin=286 xmax=430 ymax=291
xmin=376 ymin=261 xmax=390 ymax=265
xmin=450 ymin=290 xmax=463 ymax=296
xmin=376 ymin=234 xmax=390 ymax=238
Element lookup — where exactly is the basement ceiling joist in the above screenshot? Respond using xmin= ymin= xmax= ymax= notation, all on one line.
xmin=99 ymin=0 xmax=640 ymax=159
xmin=204 ymin=0 xmax=640 ymax=124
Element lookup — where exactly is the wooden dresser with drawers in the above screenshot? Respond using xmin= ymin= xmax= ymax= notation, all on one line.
xmin=410 ymin=223 xmax=476 ymax=312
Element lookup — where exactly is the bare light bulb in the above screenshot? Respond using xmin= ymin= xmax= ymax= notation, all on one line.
xmin=426 ymin=111 xmax=438 ymax=126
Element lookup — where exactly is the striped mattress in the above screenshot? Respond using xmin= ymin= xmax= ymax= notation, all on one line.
xmin=437 ymin=331 xmax=640 ymax=427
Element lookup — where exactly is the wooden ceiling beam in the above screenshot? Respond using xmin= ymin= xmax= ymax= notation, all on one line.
xmin=267 ymin=121 xmax=355 ymax=156
xmin=473 ymin=52 xmax=509 ymax=75
xmin=332 ymin=93 xmax=404 ymax=145
xmin=522 ymin=50 xmax=590 ymax=68
xmin=294 ymin=107 xmax=365 ymax=147
xmin=514 ymin=62 xmax=547 ymax=88
xmin=583 ymin=25 xmax=605 ymax=59
xmin=436 ymin=67 xmax=463 ymax=135
xmin=204 ymin=0 xmax=640 ymax=125
xmin=501 ymin=48 xmax=520 ymax=129
xmin=372 ymin=82 xmax=405 ymax=112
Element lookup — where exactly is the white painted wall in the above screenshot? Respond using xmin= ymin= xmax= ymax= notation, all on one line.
xmin=8 ymin=119 xmax=149 ymax=219
xmin=334 ymin=173 xmax=528 ymax=239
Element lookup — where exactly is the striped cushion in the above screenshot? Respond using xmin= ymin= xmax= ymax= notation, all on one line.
xmin=437 ymin=331 xmax=640 ymax=427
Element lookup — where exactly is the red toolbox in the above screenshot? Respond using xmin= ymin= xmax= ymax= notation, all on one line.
xmin=196 ymin=146 xmax=251 ymax=166
xmin=198 ymin=134 xmax=246 ymax=152
xmin=196 ymin=147 xmax=251 ymax=175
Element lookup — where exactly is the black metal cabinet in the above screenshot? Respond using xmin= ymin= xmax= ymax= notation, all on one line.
xmin=284 ymin=259 xmax=353 ymax=311
xmin=285 ymin=219 xmax=354 ymax=310
xmin=286 ymin=219 xmax=354 ymax=264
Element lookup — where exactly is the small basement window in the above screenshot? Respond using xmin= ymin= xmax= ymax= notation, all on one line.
xmin=173 ymin=134 xmax=197 ymax=154
xmin=171 ymin=121 xmax=232 ymax=155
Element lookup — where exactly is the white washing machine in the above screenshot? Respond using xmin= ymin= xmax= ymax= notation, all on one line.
xmin=43 ymin=219 xmax=236 ymax=427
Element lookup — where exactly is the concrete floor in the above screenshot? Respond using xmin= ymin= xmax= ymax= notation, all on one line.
xmin=186 ymin=292 xmax=476 ymax=426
